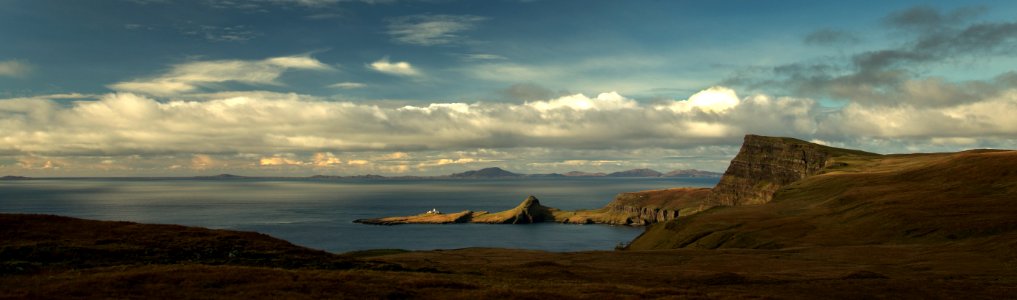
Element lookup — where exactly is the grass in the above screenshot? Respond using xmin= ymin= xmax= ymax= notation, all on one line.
xmin=628 ymin=149 xmax=1017 ymax=251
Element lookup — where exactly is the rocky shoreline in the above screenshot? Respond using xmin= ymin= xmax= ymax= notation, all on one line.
xmin=355 ymin=135 xmax=880 ymax=226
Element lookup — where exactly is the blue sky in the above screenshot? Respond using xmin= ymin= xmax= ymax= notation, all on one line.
xmin=2 ymin=0 xmax=1017 ymax=176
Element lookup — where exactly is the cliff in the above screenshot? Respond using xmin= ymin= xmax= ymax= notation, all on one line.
xmin=568 ymin=135 xmax=878 ymax=223
xmin=556 ymin=188 xmax=710 ymax=225
xmin=709 ymin=135 xmax=879 ymax=206
xmin=628 ymin=148 xmax=1017 ymax=250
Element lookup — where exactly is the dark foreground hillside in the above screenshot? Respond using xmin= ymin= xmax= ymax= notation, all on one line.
xmin=2 ymin=214 xmax=1016 ymax=299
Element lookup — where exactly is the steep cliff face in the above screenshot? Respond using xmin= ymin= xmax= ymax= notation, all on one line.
xmin=710 ymin=135 xmax=878 ymax=206
xmin=591 ymin=188 xmax=712 ymax=225
xmin=601 ymin=205 xmax=679 ymax=225
xmin=628 ymin=149 xmax=1017 ymax=250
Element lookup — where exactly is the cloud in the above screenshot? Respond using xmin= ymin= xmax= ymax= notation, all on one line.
xmin=459 ymin=55 xmax=702 ymax=95
xmin=466 ymin=62 xmax=560 ymax=82
xmin=191 ymin=154 xmax=216 ymax=170
xmin=6 ymin=86 xmax=1016 ymax=157
xmin=0 ymin=60 xmax=32 ymax=78
xmin=883 ymin=5 xmax=986 ymax=31
xmin=129 ymin=0 xmax=389 ymax=7
xmin=377 ymin=152 xmax=408 ymax=160
xmin=657 ymin=86 xmax=740 ymax=113
xmin=328 ymin=82 xmax=367 ymax=89
xmin=367 ymin=57 xmax=420 ymax=76
xmin=259 ymin=155 xmax=304 ymax=166
xmin=312 ymin=152 xmax=342 ymax=166
xmin=4 ymin=85 xmax=1017 ymax=175
xmin=526 ymin=92 xmax=636 ymax=112
xmin=729 ymin=5 xmax=1017 ymax=108
xmin=346 ymin=159 xmax=369 ymax=166
xmin=803 ymin=29 xmax=860 ymax=46
xmin=201 ymin=0 xmax=372 ymax=9
xmin=387 ymin=14 xmax=487 ymax=46
xmin=185 ymin=25 xmax=259 ymax=42
xmin=462 ymin=53 xmax=507 ymax=61
xmin=109 ymin=55 xmax=332 ymax=96
xmin=501 ymin=83 xmax=555 ymax=101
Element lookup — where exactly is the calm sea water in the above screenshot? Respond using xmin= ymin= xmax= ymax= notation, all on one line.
xmin=0 ymin=177 xmax=717 ymax=253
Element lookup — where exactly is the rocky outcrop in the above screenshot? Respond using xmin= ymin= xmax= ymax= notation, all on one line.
xmin=710 ymin=135 xmax=878 ymax=206
xmin=563 ymin=188 xmax=711 ymax=225
xmin=472 ymin=196 xmax=559 ymax=224
xmin=587 ymin=205 xmax=679 ymax=226
xmin=355 ymin=196 xmax=564 ymax=225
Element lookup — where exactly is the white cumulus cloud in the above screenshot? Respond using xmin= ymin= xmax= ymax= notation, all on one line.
xmin=368 ymin=57 xmax=420 ymax=76
xmin=109 ymin=55 xmax=333 ymax=96
xmin=658 ymin=86 xmax=741 ymax=113
xmin=4 ymin=86 xmax=1017 ymax=175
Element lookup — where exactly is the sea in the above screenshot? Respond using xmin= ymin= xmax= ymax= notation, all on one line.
xmin=0 ymin=177 xmax=718 ymax=253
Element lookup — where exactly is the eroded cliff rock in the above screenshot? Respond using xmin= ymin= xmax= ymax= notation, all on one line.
xmin=559 ymin=188 xmax=711 ymax=225
xmin=472 ymin=196 xmax=559 ymax=224
xmin=710 ymin=135 xmax=878 ymax=206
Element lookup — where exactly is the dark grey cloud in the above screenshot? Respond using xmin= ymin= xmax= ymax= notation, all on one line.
xmin=883 ymin=5 xmax=986 ymax=31
xmin=728 ymin=5 xmax=1017 ymax=108
xmin=803 ymin=29 xmax=860 ymax=46
xmin=500 ymin=83 xmax=555 ymax=101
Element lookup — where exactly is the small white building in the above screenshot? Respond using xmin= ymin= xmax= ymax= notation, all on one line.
xmin=426 ymin=208 xmax=440 ymax=214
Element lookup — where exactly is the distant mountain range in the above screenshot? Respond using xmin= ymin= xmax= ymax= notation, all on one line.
xmin=449 ymin=167 xmax=522 ymax=178
xmin=2 ymin=167 xmax=721 ymax=180
xmin=444 ymin=167 xmax=721 ymax=179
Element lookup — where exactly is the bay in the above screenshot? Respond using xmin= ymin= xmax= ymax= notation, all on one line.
xmin=0 ymin=177 xmax=718 ymax=252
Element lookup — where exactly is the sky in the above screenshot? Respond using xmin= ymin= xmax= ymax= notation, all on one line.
xmin=2 ymin=0 xmax=1017 ymax=176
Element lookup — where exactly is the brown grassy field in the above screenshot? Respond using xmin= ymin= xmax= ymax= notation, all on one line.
xmin=3 ymin=223 xmax=1015 ymax=299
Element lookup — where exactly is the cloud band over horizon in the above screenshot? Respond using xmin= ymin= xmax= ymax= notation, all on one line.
xmin=3 ymin=83 xmax=1016 ymax=176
